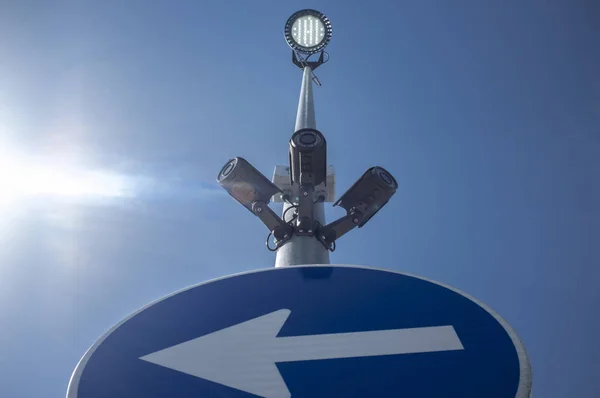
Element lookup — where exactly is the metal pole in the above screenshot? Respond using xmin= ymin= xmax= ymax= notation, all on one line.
xmin=275 ymin=66 xmax=330 ymax=267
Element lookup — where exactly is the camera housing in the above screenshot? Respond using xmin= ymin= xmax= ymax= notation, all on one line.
xmin=289 ymin=128 xmax=327 ymax=186
xmin=334 ymin=166 xmax=398 ymax=227
xmin=217 ymin=157 xmax=282 ymax=212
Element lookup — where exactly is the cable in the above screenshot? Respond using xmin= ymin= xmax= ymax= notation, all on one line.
xmin=266 ymin=231 xmax=278 ymax=251
xmin=312 ymin=73 xmax=322 ymax=87
xmin=283 ymin=204 xmax=298 ymax=224
xmin=329 ymin=240 xmax=336 ymax=252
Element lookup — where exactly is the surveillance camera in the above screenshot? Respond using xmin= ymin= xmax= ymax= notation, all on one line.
xmin=334 ymin=166 xmax=397 ymax=227
xmin=217 ymin=157 xmax=282 ymax=212
xmin=289 ymin=128 xmax=327 ymax=186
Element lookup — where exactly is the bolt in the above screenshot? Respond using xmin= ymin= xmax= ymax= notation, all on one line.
xmin=302 ymin=191 xmax=308 ymax=197
xmin=255 ymin=207 xmax=263 ymax=213
xmin=353 ymin=218 xmax=359 ymax=224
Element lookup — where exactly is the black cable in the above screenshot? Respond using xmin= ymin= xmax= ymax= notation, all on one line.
xmin=266 ymin=231 xmax=278 ymax=252
xmin=283 ymin=204 xmax=298 ymax=224
xmin=329 ymin=240 xmax=336 ymax=252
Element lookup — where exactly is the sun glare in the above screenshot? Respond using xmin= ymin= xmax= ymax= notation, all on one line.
xmin=0 ymin=147 xmax=130 ymax=208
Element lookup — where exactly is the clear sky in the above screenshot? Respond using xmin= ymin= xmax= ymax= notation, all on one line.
xmin=0 ymin=1 xmax=599 ymax=397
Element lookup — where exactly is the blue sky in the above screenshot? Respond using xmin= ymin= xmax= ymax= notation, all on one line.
xmin=0 ymin=1 xmax=599 ymax=397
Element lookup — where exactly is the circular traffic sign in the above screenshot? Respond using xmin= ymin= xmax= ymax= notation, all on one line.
xmin=68 ymin=265 xmax=531 ymax=398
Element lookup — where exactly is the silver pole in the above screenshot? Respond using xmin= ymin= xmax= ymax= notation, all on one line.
xmin=275 ymin=66 xmax=330 ymax=267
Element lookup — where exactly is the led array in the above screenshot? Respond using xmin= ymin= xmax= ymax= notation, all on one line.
xmin=291 ymin=16 xmax=325 ymax=47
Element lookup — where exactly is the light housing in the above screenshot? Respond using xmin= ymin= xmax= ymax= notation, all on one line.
xmin=284 ymin=9 xmax=332 ymax=55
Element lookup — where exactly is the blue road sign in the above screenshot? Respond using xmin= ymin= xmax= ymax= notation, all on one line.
xmin=68 ymin=265 xmax=531 ymax=398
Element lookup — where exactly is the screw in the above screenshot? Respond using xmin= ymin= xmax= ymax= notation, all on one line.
xmin=255 ymin=207 xmax=263 ymax=213
xmin=353 ymin=218 xmax=359 ymax=224
xmin=302 ymin=191 xmax=308 ymax=197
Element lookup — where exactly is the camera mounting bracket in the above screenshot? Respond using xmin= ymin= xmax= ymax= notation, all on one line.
xmin=295 ymin=184 xmax=316 ymax=236
xmin=315 ymin=209 xmax=364 ymax=250
xmin=251 ymin=201 xmax=293 ymax=245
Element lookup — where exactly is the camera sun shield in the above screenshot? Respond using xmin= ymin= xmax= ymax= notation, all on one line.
xmin=334 ymin=166 xmax=398 ymax=227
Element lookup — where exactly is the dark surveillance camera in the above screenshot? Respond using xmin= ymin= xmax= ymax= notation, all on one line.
xmin=289 ymin=128 xmax=327 ymax=186
xmin=217 ymin=157 xmax=282 ymax=212
xmin=334 ymin=166 xmax=398 ymax=227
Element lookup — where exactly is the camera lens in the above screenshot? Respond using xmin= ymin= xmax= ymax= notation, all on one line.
xmin=219 ymin=159 xmax=237 ymax=179
xmin=299 ymin=132 xmax=317 ymax=146
xmin=380 ymin=172 xmax=392 ymax=185
xmin=376 ymin=168 xmax=396 ymax=188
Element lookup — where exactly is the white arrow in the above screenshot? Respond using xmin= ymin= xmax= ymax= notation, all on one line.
xmin=140 ymin=309 xmax=464 ymax=398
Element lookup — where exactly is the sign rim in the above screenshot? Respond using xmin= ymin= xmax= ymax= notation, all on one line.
xmin=67 ymin=264 xmax=532 ymax=398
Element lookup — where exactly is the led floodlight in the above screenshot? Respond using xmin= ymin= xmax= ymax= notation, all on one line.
xmin=284 ymin=9 xmax=332 ymax=55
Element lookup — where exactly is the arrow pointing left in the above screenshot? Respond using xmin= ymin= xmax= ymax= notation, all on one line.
xmin=140 ymin=309 xmax=463 ymax=398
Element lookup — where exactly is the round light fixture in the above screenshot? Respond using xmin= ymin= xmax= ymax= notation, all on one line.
xmin=284 ymin=9 xmax=332 ymax=55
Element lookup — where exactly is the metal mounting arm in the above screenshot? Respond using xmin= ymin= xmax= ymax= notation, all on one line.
xmin=295 ymin=184 xmax=316 ymax=235
xmin=316 ymin=210 xmax=364 ymax=250
xmin=251 ymin=201 xmax=293 ymax=243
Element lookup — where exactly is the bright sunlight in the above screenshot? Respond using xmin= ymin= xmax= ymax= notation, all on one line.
xmin=0 ymin=146 xmax=130 ymax=208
